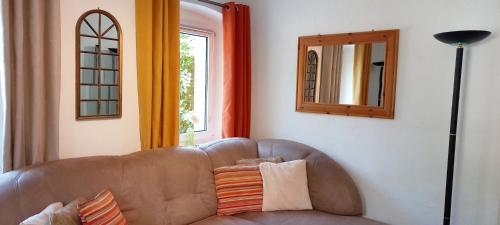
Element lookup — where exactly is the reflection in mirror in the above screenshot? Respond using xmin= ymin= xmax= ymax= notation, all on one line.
xmin=305 ymin=42 xmax=386 ymax=107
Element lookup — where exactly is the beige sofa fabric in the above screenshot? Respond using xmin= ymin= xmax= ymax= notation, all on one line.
xmin=257 ymin=139 xmax=364 ymax=216
xmin=0 ymin=138 xmax=382 ymax=225
xmin=235 ymin=210 xmax=386 ymax=225
xmin=0 ymin=148 xmax=217 ymax=225
xmin=199 ymin=138 xmax=259 ymax=168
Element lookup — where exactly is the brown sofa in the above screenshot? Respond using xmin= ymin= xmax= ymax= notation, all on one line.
xmin=0 ymin=138 xmax=386 ymax=225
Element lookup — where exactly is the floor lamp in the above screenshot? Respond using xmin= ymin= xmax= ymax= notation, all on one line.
xmin=434 ymin=30 xmax=491 ymax=225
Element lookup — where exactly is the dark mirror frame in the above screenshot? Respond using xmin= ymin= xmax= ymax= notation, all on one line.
xmin=296 ymin=29 xmax=399 ymax=119
xmin=75 ymin=9 xmax=123 ymax=120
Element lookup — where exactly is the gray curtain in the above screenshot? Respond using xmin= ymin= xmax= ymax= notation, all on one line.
xmin=2 ymin=0 xmax=61 ymax=172
xmin=319 ymin=45 xmax=343 ymax=104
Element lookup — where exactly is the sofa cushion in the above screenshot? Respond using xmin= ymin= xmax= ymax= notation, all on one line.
xmin=259 ymin=160 xmax=312 ymax=211
xmin=235 ymin=210 xmax=387 ymax=225
xmin=78 ymin=189 xmax=127 ymax=225
xmin=49 ymin=198 xmax=85 ymax=225
xmin=214 ymin=165 xmax=263 ymax=215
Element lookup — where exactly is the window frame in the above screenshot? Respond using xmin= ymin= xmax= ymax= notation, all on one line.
xmin=179 ymin=25 xmax=216 ymax=144
xmin=75 ymin=9 xmax=123 ymax=120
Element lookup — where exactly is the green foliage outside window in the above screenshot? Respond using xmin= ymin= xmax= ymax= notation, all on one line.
xmin=180 ymin=33 xmax=195 ymax=134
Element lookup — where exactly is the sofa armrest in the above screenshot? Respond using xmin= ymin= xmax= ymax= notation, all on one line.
xmin=257 ymin=139 xmax=363 ymax=216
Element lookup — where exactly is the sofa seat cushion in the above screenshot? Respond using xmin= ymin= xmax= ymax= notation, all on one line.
xmin=190 ymin=215 xmax=264 ymax=225
xmin=235 ymin=210 xmax=387 ymax=225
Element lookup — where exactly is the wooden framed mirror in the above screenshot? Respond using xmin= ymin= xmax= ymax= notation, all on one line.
xmin=76 ymin=9 xmax=122 ymax=120
xmin=296 ymin=29 xmax=399 ymax=119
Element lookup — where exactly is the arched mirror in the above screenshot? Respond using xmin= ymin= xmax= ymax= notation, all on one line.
xmin=304 ymin=50 xmax=318 ymax=103
xmin=76 ymin=9 xmax=122 ymax=120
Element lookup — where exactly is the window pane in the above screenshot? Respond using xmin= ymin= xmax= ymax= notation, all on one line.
xmin=80 ymin=69 xmax=98 ymax=84
xmin=179 ymin=32 xmax=208 ymax=133
xmin=80 ymin=101 xmax=98 ymax=116
xmin=85 ymin=13 xmax=99 ymax=32
xmin=80 ymin=85 xmax=98 ymax=100
xmin=100 ymin=86 xmax=119 ymax=100
xmin=101 ymin=14 xmax=113 ymax=35
xmin=100 ymin=54 xmax=118 ymax=69
xmin=80 ymin=53 xmax=98 ymax=68
xmin=81 ymin=36 xmax=98 ymax=52
xmin=100 ymin=70 xmax=118 ymax=84
xmin=100 ymin=101 xmax=118 ymax=115
xmin=80 ymin=22 xmax=97 ymax=36
xmin=103 ymin=26 xmax=118 ymax=39
xmin=100 ymin=39 xmax=118 ymax=53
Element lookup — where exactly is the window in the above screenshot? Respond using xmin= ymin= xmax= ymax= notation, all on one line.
xmin=76 ymin=9 xmax=122 ymax=120
xmin=179 ymin=29 xmax=209 ymax=135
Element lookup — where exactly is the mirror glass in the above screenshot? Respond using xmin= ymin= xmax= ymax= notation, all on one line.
xmin=305 ymin=42 xmax=386 ymax=107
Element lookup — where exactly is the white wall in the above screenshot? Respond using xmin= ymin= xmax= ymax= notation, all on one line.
xmin=339 ymin=44 xmax=355 ymax=104
xmin=59 ymin=0 xmax=141 ymax=158
xmin=244 ymin=0 xmax=500 ymax=224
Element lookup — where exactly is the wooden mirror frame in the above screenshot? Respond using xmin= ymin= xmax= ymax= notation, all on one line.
xmin=296 ymin=29 xmax=399 ymax=119
xmin=75 ymin=9 xmax=123 ymax=120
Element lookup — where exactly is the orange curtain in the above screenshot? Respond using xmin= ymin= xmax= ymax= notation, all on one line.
xmin=222 ymin=2 xmax=251 ymax=138
xmin=135 ymin=0 xmax=180 ymax=149
xmin=353 ymin=43 xmax=372 ymax=105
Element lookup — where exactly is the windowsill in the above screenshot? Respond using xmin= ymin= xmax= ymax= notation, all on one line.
xmin=179 ymin=130 xmax=219 ymax=147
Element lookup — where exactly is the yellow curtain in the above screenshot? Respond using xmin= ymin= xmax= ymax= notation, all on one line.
xmin=135 ymin=0 xmax=180 ymax=149
xmin=352 ymin=43 xmax=372 ymax=105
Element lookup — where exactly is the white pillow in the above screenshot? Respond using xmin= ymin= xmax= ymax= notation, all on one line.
xmin=259 ymin=160 xmax=313 ymax=211
xmin=19 ymin=202 xmax=63 ymax=225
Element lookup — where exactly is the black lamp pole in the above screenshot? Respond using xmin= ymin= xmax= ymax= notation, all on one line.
xmin=434 ymin=30 xmax=491 ymax=225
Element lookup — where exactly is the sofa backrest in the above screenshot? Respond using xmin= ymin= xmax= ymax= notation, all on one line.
xmin=200 ymin=138 xmax=363 ymax=216
xmin=0 ymin=148 xmax=217 ymax=225
xmin=0 ymin=138 xmax=362 ymax=225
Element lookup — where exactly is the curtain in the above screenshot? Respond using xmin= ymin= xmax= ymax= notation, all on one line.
xmin=2 ymin=0 xmax=61 ymax=172
xmin=135 ymin=0 xmax=180 ymax=149
xmin=319 ymin=45 xmax=343 ymax=104
xmin=353 ymin=43 xmax=372 ymax=105
xmin=222 ymin=2 xmax=251 ymax=138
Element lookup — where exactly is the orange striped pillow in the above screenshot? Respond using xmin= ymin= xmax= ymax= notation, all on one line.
xmin=78 ymin=189 xmax=127 ymax=225
xmin=214 ymin=165 xmax=263 ymax=216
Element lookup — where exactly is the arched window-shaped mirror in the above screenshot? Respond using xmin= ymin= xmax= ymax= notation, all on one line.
xmin=76 ymin=9 xmax=122 ymax=120
xmin=304 ymin=50 xmax=318 ymax=103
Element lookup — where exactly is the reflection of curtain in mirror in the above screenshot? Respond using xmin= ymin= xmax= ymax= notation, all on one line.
xmin=319 ymin=45 xmax=343 ymax=104
xmin=353 ymin=43 xmax=372 ymax=105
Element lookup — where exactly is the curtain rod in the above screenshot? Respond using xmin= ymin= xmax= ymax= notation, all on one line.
xmin=198 ymin=0 xmax=226 ymax=8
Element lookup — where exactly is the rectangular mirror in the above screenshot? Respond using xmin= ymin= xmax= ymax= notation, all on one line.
xmin=296 ymin=29 xmax=399 ymax=118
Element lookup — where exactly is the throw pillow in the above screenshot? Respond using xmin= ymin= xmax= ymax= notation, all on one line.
xmin=259 ymin=160 xmax=313 ymax=211
xmin=20 ymin=202 xmax=63 ymax=225
xmin=214 ymin=165 xmax=263 ymax=216
xmin=49 ymin=198 xmax=86 ymax=225
xmin=78 ymin=189 xmax=127 ymax=225
xmin=236 ymin=156 xmax=283 ymax=165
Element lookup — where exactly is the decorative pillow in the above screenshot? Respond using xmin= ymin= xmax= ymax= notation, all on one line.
xmin=20 ymin=202 xmax=63 ymax=225
xmin=259 ymin=160 xmax=313 ymax=211
xmin=236 ymin=156 xmax=283 ymax=165
xmin=214 ymin=165 xmax=263 ymax=216
xmin=49 ymin=198 xmax=86 ymax=225
xmin=78 ymin=190 xmax=127 ymax=225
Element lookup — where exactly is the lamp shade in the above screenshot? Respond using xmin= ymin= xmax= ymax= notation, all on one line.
xmin=434 ymin=30 xmax=491 ymax=45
